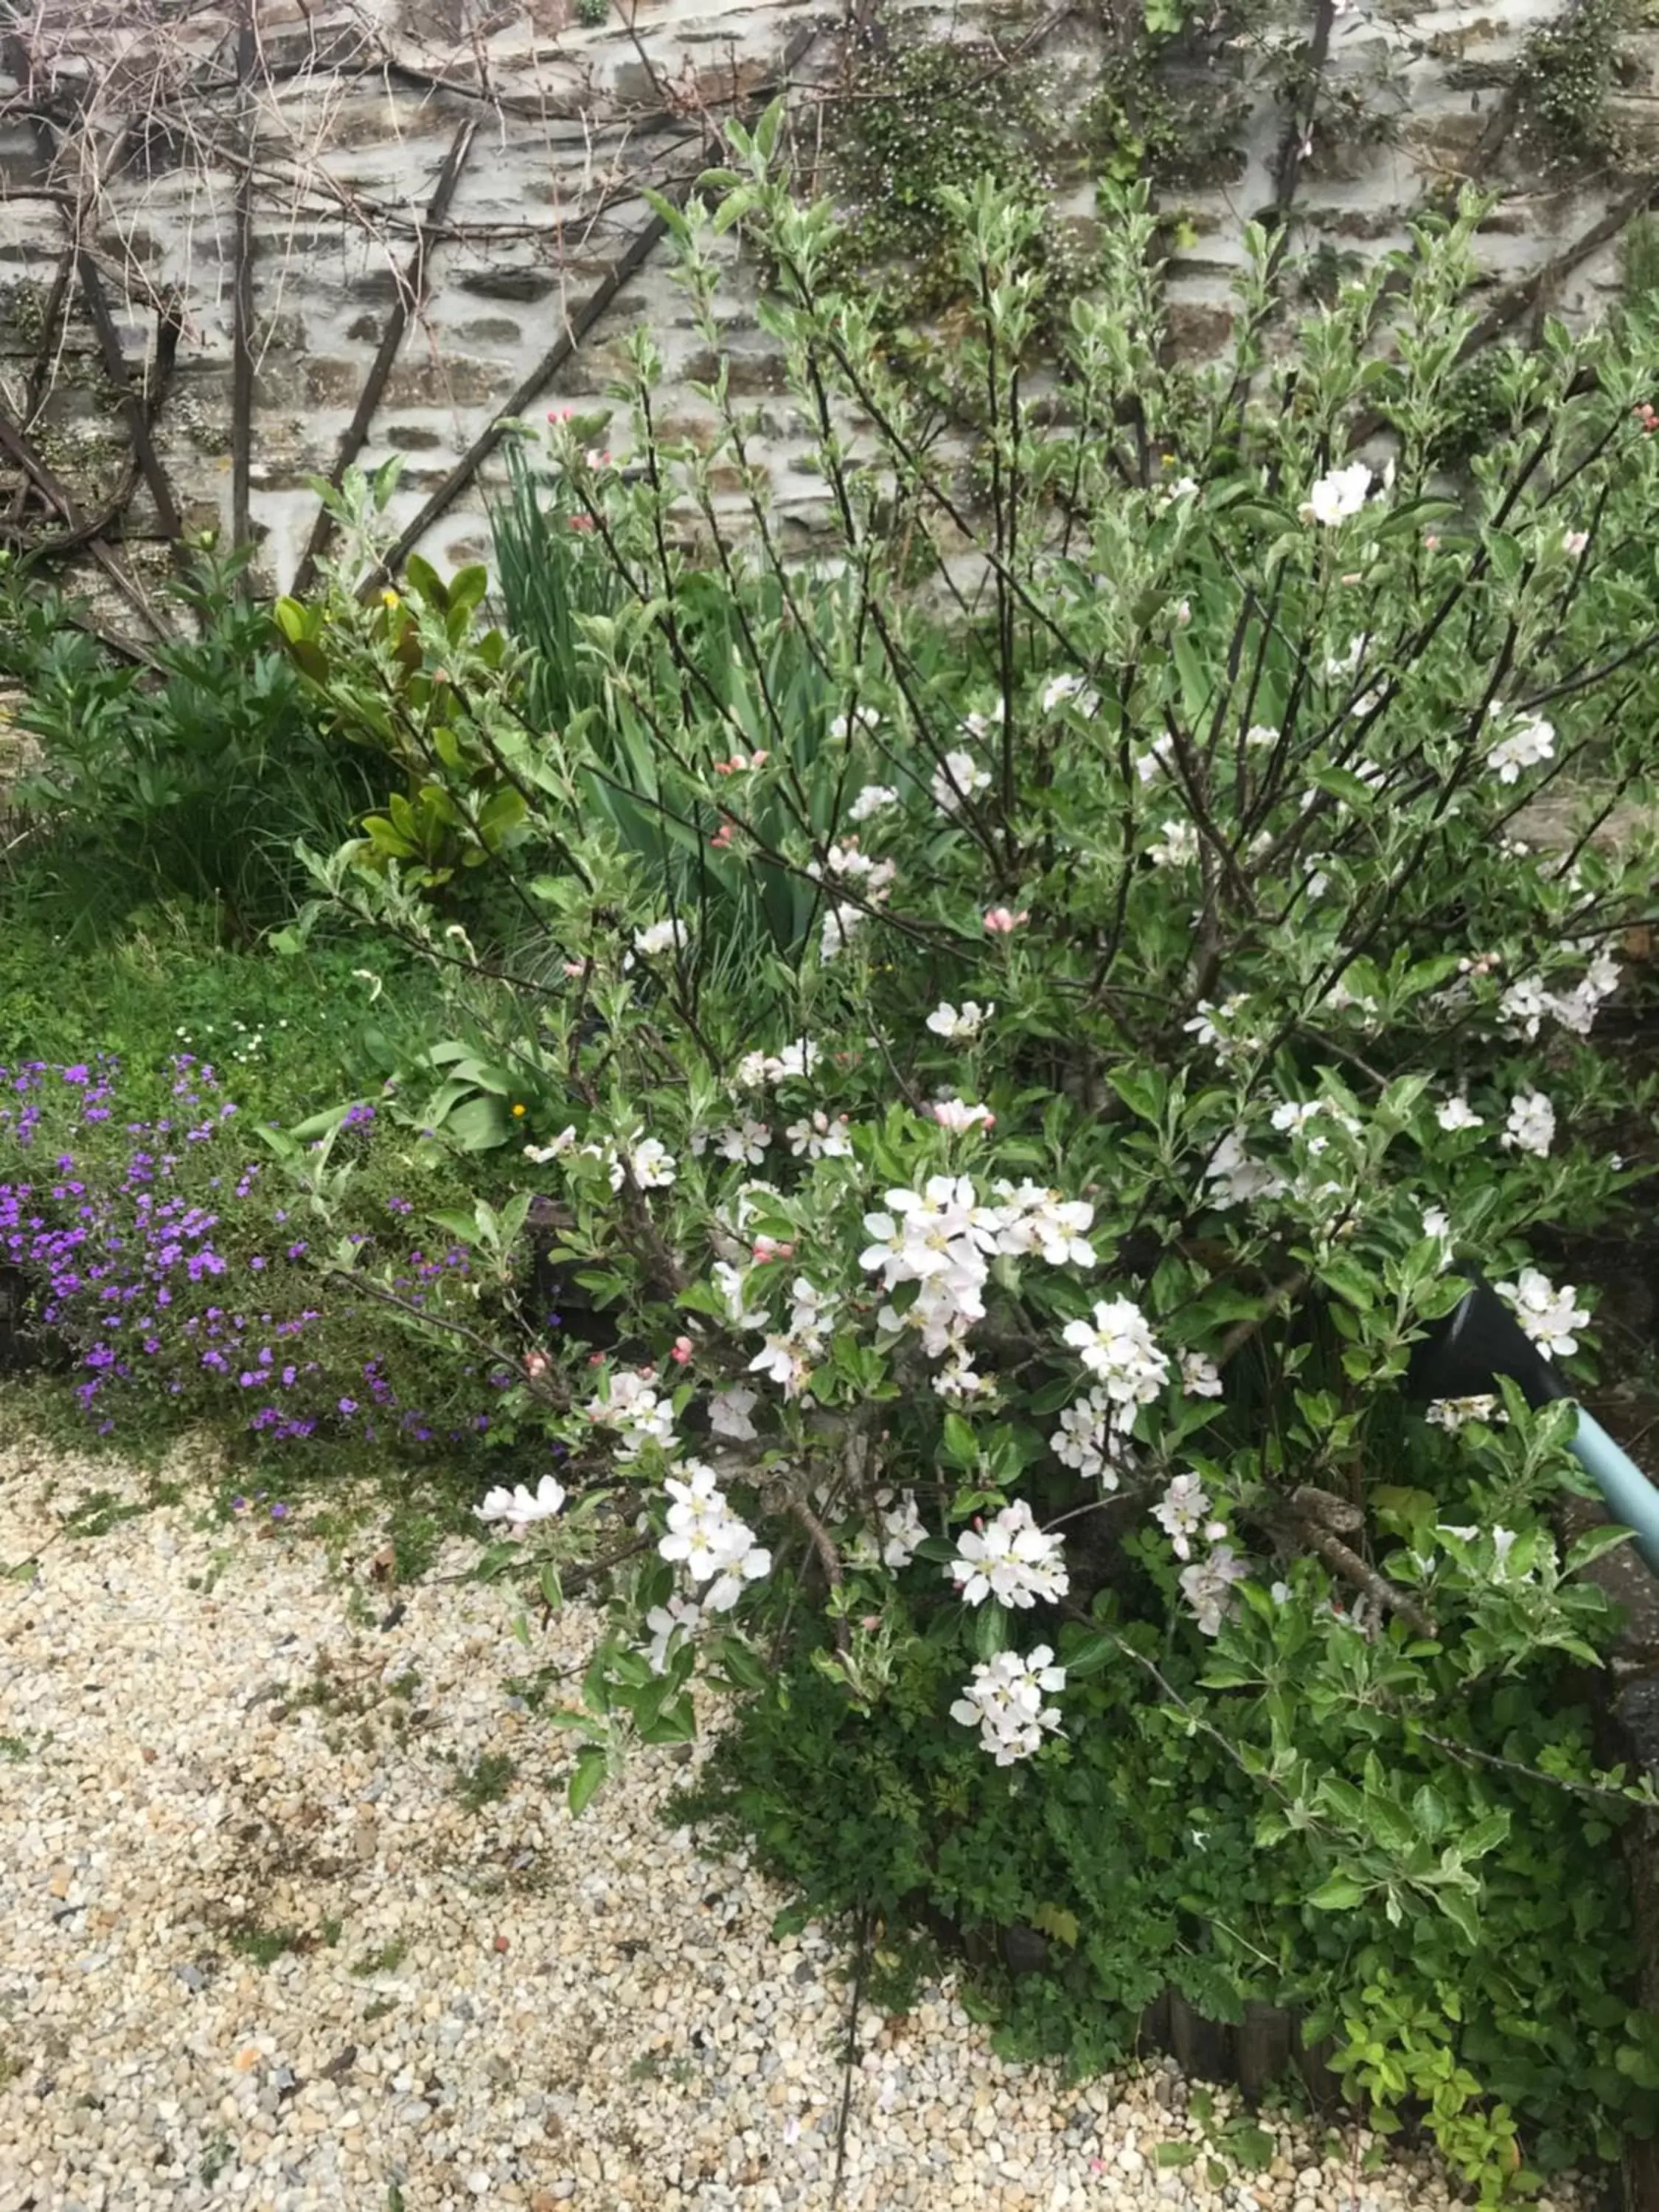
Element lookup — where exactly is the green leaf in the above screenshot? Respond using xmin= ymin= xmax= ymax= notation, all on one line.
xmin=1411 ymin=1784 xmax=1447 ymax=1844
xmin=1031 ymin=1902 xmax=1080 ymax=1949
xmin=1061 ymin=1631 xmax=1117 ymax=1678
xmin=974 ymin=1601 xmax=1011 ymax=1660
xmin=446 ymin=1096 xmax=512 ymax=1152
xmin=1371 ymin=1798 xmax=1422 ymax=1859
xmin=1436 ymin=1885 xmax=1480 ymax=1947
xmin=1228 ymin=2125 xmax=1276 ymax=2172
xmin=568 ymin=1745 xmax=607 ymax=1815
xmin=449 ymin=563 xmax=489 ymax=618
xmin=1307 ymin=1874 xmax=1368 ymax=1910
xmin=1318 ymin=1257 xmax=1376 ymax=1311
xmin=1565 ymin=1526 xmax=1634 ymax=1574
xmin=405 ymin=552 xmax=448 ymax=609
xmin=941 ymin=1413 xmax=979 ymax=1467
xmin=1107 ymin=1065 xmax=1167 ymax=1124
xmin=1155 ymin=2142 xmax=1199 ymax=2169
xmin=1310 ymin=766 xmax=1375 ymax=810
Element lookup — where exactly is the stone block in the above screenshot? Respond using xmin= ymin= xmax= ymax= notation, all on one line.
xmin=456 ymin=266 xmax=564 ymax=303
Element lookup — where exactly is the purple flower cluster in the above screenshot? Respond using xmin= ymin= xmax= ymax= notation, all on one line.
xmin=1 ymin=1055 xmax=492 ymax=1456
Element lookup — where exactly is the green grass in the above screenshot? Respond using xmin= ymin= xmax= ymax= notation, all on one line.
xmin=0 ymin=908 xmax=439 ymax=1129
xmin=352 ymin=1938 xmax=409 ymax=1978
xmin=452 ymin=1752 xmax=517 ymax=1812
xmin=226 ymin=1924 xmax=302 ymax=1969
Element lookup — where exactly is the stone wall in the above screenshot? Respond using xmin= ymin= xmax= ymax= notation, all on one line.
xmin=0 ymin=0 xmax=1654 ymax=605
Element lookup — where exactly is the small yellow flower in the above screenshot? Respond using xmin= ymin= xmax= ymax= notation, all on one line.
xmin=511 ymin=1103 xmax=526 ymax=1118
xmin=381 ymin=588 xmax=400 ymax=608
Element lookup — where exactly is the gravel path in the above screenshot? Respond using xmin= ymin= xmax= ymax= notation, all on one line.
xmin=0 ymin=1435 xmax=1542 ymax=2212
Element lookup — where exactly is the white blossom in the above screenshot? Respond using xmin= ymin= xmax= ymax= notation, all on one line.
xmin=948 ymin=1499 xmax=1068 ymax=1609
xmin=1300 ymin=462 xmax=1372 ymax=526
xmin=1150 ymin=819 xmax=1200 ymax=867
xmin=1486 ymin=712 xmax=1555 ymax=785
xmin=1180 ymin=1351 xmax=1223 ymax=1399
xmin=1548 ymin=948 xmax=1621 ymax=1037
xmin=1152 ymin=1473 xmax=1217 ymax=1562
xmin=787 ymin=1276 xmax=838 ymax=1349
xmin=658 ymin=1462 xmax=771 ymax=1610
xmin=735 ymin=1040 xmax=821 ymax=1090
xmin=1179 ymin=1543 xmax=1251 ymax=1635
xmin=926 ymin=999 xmax=994 ymax=1040
xmin=1041 ymin=672 xmax=1100 ymax=715
xmin=848 ymin=782 xmax=900 ymax=822
xmin=1061 ymin=1297 xmax=1170 ymax=1426
xmin=1049 ymin=1391 xmax=1131 ymax=1486
xmin=715 ymin=1119 xmax=771 ymax=1166
xmin=819 ymin=902 xmax=869 ymax=963
xmin=1135 ymin=732 xmax=1176 ymax=784
xmin=475 ymin=1475 xmax=567 ymax=1532
xmin=644 ymin=1594 xmax=702 ymax=1673
xmin=1270 ymin=1099 xmax=1324 ymax=1135
xmin=1436 ymin=1097 xmax=1484 ymax=1133
xmin=611 ymin=1135 xmax=675 ymax=1192
xmin=585 ymin=1370 xmax=677 ymax=1460
xmin=708 ymin=1385 xmax=759 ymax=1441
xmin=931 ymin=750 xmax=991 ymax=814
xmin=1501 ymin=1089 xmax=1556 ymax=1158
xmin=785 ymin=1110 xmax=853 ymax=1160
xmin=849 ymin=1489 xmax=928 ymax=1571
xmin=711 ymin=1260 xmax=768 ymax=1331
xmin=748 ymin=1335 xmax=809 ymax=1395
xmin=929 ymin=1097 xmax=995 ymax=1133
xmin=830 ymin=706 xmax=880 ymax=740
xmin=1183 ymin=995 xmax=1265 ymax=1066
xmin=933 ymin=1351 xmax=990 ymax=1401
xmin=808 ymin=839 xmax=896 ymax=892
xmin=860 ymin=1174 xmax=1091 ymax=1363
xmin=1494 ymin=1266 xmax=1590 ymax=1360
xmin=1498 ymin=975 xmax=1551 ymax=1040
xmin=1425 ymin=1394 xmax=1502 ymax=1431
xmin=633 ymin=919 xmax=688 ymax=957
xmin=992 ymin=1181 xmax=1097 ymax=1268
xmin=950 ymin=1646 xmax=1067 ymax=1765
xmin=1203 ymin=1129 xmax=1287 ymax=1210
xmin=705 ymin=1532 xmax=773 ymax=1613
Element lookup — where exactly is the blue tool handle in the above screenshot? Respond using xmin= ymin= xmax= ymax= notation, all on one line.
xmin=1570 ymin=1409 xmax=1659 ymax=1576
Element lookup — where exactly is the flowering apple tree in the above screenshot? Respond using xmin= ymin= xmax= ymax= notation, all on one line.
xmin=276 ymin=139 xmax=1659 ymax=2188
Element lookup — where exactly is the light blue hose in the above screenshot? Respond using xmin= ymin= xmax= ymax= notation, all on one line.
xmin=1568 ymin=1409 xmax=1659 ymax=1576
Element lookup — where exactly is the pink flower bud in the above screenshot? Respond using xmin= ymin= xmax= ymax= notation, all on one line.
xmin=670 ymin=1335 xmax=693 ymax=1364
xmin=524 ymin=1350 xmax=550 ymax=1379
xmin=983 ymin=906 xmax=1029 ymax=934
